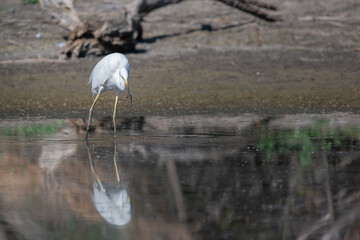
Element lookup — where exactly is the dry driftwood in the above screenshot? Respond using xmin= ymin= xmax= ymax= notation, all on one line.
xmin=60 ymin=15 xmax=135 ymax=59
xmin=43 ymin=0 xmax=281 ymax=58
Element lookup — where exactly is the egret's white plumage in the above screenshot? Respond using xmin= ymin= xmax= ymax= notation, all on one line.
xmin=86 ymin=53 xmax=132 ymax=139
xmin=89 ymin=53 xmax=130 ymax=95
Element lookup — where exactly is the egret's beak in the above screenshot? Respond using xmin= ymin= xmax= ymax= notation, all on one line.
xmin=124 ymin=78 xmax=132 ymax=110
xmin=124 ymin=79 xmax=129 ymax=90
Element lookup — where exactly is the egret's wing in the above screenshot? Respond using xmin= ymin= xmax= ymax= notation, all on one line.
xmin=88 ymin=55 xmax=121 ymax=91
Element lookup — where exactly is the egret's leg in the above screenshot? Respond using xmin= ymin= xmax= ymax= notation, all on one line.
xmin=86 ymin=140 xmax=105 ymax=192
xmin=86 ymin=86 xmax=104 ymax=139
xmin=113 ymin=137 xmax=120 ymax=182
xmin=113 ymin=93 xmax=119 ymax=135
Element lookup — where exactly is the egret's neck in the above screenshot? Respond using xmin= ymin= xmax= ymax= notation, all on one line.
xmin=115 ymin=71 xmax=126 ymax=92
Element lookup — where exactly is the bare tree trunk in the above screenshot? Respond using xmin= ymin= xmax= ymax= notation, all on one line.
xmin=126 ymin=0 xmax=184 ymax=40
xmin=39 ymin=0 xmax=82 ymax=31
xmin=42 ymin=0 xmax=281 ymax=59
xmin=126 ymin=0 xmax=184 ymax=17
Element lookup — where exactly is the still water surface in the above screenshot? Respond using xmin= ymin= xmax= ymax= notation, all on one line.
xmin=0 ymin=114 xmax=359 ymax=240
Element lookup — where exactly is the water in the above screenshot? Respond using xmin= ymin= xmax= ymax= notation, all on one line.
xmin=0 ymin=114 xmax=360 ymax=240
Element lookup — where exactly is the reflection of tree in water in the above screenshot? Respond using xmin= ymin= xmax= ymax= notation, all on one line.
xmin=68 ymin=115 xmax=360 ymax=239
xmin=0 ymin=115 xmax=359 ymax=239
xmin=109 ymin=116 xmax=360 ymax=239
xmin=184 ymin=118 xmax=360 ymax=239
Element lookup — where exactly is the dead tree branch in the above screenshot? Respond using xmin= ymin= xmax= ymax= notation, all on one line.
xmin=126 ymin=0 xmax=184 ymax=40
xmin=42 ymin=0 xmax=281 ymax=58
xmin=217 ymin=0 xmax=281 ymax=22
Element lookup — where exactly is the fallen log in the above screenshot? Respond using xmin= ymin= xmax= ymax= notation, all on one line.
xmin=40 ymin=0 xmax=281 ymax=58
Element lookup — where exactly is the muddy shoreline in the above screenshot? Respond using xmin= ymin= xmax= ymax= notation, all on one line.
xmin=1 ymin=48 xmax=359 ymax=118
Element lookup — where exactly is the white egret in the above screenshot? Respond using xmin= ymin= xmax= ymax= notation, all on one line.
xmin=86 ymin=53 xmax=132 ymax=139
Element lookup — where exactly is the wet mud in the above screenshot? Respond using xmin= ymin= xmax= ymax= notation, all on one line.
xmin=1 ymin=48 xmax=360 ymax=118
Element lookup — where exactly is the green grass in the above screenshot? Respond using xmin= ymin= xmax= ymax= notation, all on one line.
xmin=257 ymin=119 xmax=359 ymax=166
xmin=22 ymin=0 xmax=39 ymax=4
xmin=0 ymin=120 xmax=62 ymax=137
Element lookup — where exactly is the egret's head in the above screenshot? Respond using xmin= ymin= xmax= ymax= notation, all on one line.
xmin=120 ymin=67 xmax=129 ymax=88
xmin=119 ymin=66 xmax=132 ymax=108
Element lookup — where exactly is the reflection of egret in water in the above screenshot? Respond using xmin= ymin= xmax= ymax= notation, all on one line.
xmin=86 ymin=138 xmax=132 ymax=226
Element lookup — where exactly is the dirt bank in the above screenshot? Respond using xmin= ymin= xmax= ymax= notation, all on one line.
xmin=0 ymin=0 xmax=359 ymax=118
